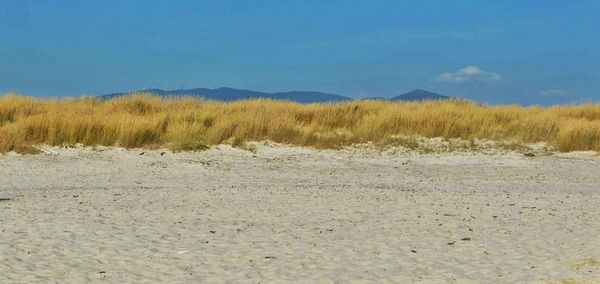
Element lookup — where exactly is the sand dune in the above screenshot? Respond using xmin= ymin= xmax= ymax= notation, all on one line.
xmin=1 ymin=144 xmax=599 ymax=283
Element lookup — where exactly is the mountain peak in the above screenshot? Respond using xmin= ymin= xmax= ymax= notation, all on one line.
xmin=390 ymin=89 xmax=449 ymax=101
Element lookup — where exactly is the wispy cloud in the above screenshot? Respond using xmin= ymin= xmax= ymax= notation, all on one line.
xmin=539 ymin=89 xmax=575 ymax=98
xmin=434 ymin=66 xmax=502 ymax=84
xmin=289 ymin=28 xmax=476 ymax=51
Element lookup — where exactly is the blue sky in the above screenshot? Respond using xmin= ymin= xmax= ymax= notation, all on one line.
xmin=1 ymin=0 xmax=599 ymax=105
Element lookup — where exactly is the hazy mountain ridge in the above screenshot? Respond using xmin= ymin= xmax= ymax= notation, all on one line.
xmin=102 ymin=87 xmax=351 ymax=103
xmin=101 ymin=87 xmax=450 ymax=103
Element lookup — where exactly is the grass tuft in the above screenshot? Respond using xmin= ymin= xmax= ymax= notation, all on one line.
xmin=2 ymin=93 xmax=600 ymax=153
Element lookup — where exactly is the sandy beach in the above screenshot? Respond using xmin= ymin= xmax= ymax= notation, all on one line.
xmin=1 ymin=144 xmax=599 ymax=283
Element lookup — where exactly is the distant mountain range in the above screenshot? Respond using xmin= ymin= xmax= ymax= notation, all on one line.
xmin=102 ymin=87 xmax=350 ymax=103
xmin=101 ymin=87 xmax=450 ymax=103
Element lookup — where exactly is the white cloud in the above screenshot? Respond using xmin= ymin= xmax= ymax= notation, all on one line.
xmin=539 ymin=89 xmax=575 ymax=98
xmin=434 ymin=66 xmax=502 ymax=84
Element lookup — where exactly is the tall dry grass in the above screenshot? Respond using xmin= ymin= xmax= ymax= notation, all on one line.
xmin=1 ymin=93 xmax=600 ymax=153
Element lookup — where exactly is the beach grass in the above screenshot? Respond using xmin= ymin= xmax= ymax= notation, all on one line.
xmin=2 ymin=93 xmax=600 ymax=153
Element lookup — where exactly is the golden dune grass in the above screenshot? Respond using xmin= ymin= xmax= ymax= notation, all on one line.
xmin=1 ymin=93 xmax=600 ymax=153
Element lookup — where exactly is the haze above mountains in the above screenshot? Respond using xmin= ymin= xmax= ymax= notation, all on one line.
xmin=101 ymin=88 xmax=449 ymax=103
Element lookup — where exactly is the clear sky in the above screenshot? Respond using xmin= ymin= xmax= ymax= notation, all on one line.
xmin=1 ymin=0 xmax=599 ymax=105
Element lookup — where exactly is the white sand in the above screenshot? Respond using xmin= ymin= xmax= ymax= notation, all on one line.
xmin=1 ymin=144 xmax=599 ymax=283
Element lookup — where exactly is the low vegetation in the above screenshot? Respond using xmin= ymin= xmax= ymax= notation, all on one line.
xmin=1 ymin=93 xmax=600 ymax=153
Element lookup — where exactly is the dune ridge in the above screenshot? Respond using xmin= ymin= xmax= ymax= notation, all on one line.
xmin=1 ymin=93 xmax=600 ymax=153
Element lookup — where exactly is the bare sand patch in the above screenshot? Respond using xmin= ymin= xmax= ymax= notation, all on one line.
xmin=1 ymin=145 xmax=599 ymax=282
